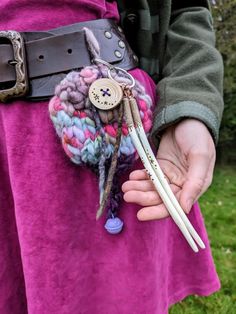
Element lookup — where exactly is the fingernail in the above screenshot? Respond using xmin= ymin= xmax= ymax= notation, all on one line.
xmin=137 ymin=210 xmax=144 ymax=221
xmin=186 ymin=199 xmax=193 ymax=214
xmin=121 ymin=183 xmax=125 ymax=192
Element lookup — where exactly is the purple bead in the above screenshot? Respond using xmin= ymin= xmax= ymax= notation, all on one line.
xmin=104 ymin=217 xmax=124 ymax=234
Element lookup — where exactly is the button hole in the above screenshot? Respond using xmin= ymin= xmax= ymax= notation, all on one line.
xmin=8 ymin=60 xmax=17 ymax=66
xmin=67 ymin=49 xmax=73 ymax=54
xmin=38 ymin=55 xmax=44 ymax=61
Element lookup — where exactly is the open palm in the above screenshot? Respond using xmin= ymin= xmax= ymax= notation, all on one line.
xmin=122 ymin=119 xmax=216 ymax=221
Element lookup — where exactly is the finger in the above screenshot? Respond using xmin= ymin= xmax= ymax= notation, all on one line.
xmin=129 ymin=169 xmax=148 ymax=180
xmin=179 ymin=153 xmax=211 ymax=213
xmin=122 ymin=179 xmax=156 ymax=193
xmin=137 ymin=190 xmax=181 ymax=221
xmin=124 ymin=190 xmax=163 ymax=206
xmin=137 ymin=204 xmax=169 ymax=220
xmin=124 ymin=185 xmax=181 ymax=207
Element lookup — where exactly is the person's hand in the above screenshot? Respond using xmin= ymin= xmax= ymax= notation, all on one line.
xmin=121 ymin=119 xmax=216 ymax=221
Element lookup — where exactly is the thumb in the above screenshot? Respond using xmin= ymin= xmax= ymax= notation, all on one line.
xmin=180 ymin=153 xmax=210 ymax=213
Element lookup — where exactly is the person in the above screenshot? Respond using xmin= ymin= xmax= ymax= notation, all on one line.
xmin=0 ymin=1 xmax=223 ymax=313
xmin=120 ymin=0 xmax=223 ymax=223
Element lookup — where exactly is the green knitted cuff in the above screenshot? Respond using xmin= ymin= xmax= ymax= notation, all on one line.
xmin=150 ymin=101 xmax=220 ymax=148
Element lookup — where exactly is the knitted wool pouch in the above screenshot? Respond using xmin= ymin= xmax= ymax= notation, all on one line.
xmin=48 ymin=28 xmax=154 ymax=233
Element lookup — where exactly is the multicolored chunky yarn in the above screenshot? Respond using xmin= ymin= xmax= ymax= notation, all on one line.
xmin=49 ymin=66 xmax=153 ymax=164
xmin=48 ymin=28 xmax=154 ymax=229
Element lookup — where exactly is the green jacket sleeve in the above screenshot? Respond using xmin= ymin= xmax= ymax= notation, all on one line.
xmin=150 ymin=5 xmax=224 ymax=146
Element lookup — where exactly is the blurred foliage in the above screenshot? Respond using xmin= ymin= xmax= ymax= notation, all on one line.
xmin=212 ymin=1 xmax=236 ymax=145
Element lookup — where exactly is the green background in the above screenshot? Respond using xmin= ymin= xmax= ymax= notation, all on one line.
xmin=170 ymin=2 xmax=236 ymax=312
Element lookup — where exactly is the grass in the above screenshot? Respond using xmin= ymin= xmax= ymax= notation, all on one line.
xmin=169 ymin=165 xmax=236 ymax=314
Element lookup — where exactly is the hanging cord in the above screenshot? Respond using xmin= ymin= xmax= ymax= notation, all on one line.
xmin=96 ymin=103 xmax=124 ymax=219
xmin=89 ymin=104 xmax=107 ymax=202
xmin=83 ymin=27 xmax=112 ymax=207
xmin=107 ymin=153 xmax=135 ymax=218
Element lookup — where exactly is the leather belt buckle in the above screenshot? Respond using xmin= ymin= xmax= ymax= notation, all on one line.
xmin=0 ymin=31 xmax=28 ymax=102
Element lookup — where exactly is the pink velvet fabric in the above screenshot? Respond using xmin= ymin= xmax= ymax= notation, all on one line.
xmin=0 ymin=1 xmax=220 ymax=313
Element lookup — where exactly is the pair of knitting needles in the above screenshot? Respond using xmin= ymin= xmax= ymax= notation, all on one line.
xmin=96 ymin=58 xmax=205 ymax=252
xmin=123 ymin=95 xmax=205 ymax=252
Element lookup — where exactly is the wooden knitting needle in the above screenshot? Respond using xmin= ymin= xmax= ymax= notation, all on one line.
xmin=123 ymin=96 xmax=205 ymax=252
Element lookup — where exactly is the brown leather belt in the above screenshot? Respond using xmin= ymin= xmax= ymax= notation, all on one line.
xmin=0 ymin=19 xmax=138 ymax=102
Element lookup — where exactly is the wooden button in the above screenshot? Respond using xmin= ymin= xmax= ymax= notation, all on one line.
xmin=88 ymin=78 xmax=123 ymax=110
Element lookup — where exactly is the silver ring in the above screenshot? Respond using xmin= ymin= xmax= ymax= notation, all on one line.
xmin=108 ymin=66 xmax=135 ymax=88
xmin=93 ymin=58 xmax=136 ymax=88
